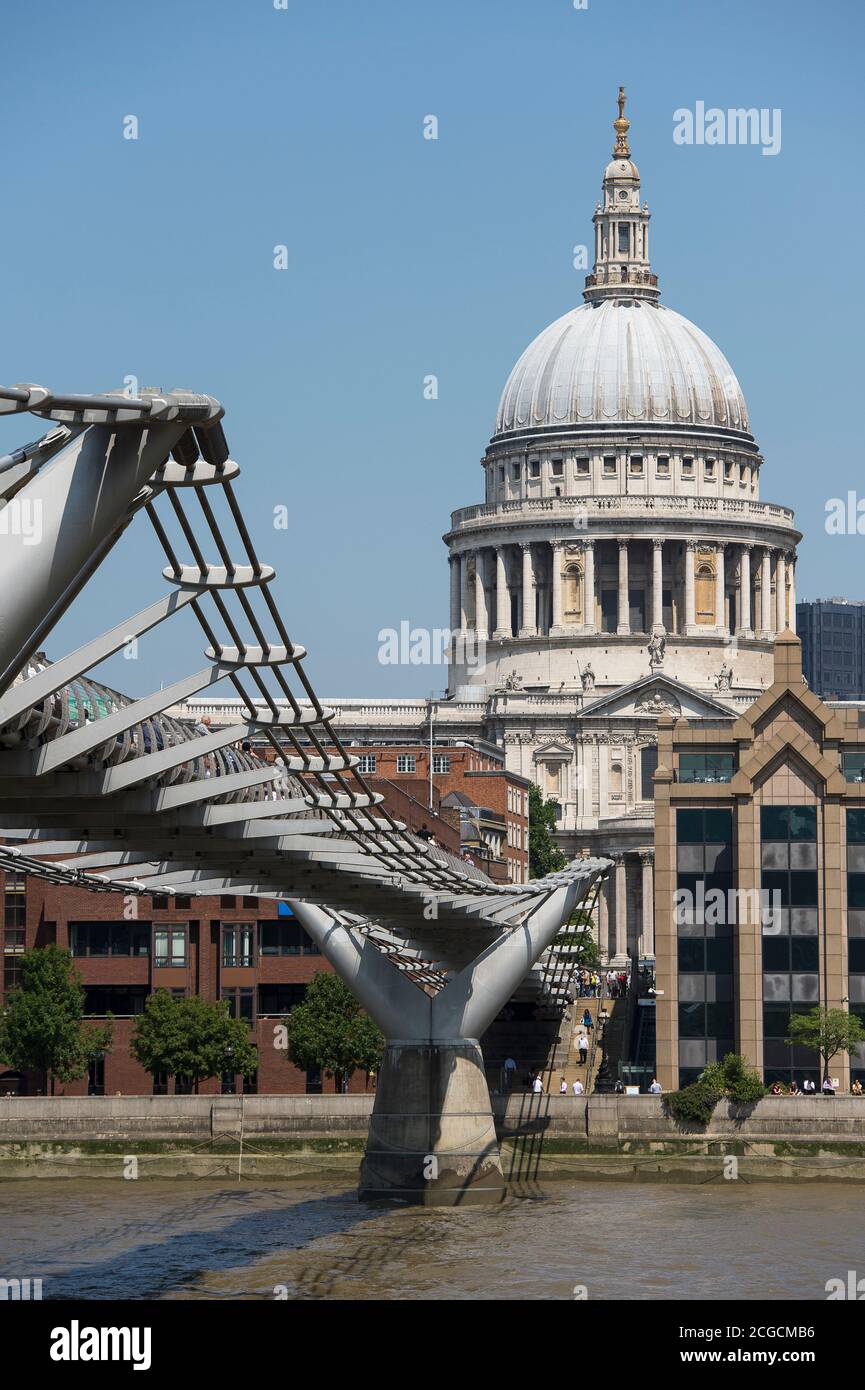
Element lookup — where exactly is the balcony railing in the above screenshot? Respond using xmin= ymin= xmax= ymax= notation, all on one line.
xmin=449 ymin=495 xmax=796 ymax=531
xmin=676 ymin=755 xmax=736 ymax=784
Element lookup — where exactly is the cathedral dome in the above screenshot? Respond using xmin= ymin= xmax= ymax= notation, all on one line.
xmin=494 ymin=298 xmax=750 ymax=437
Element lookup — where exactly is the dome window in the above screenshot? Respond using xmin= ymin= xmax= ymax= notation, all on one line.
xmin=576 ymin=457 xmax=590 ymax=477
xmin=629 ymin=456 xmax=644 ymax=476
xmin=529 ymin=459 xmax=540 ymax=479
xmin=551 ymin=458 xmax=564 ymax=477
xmin=656 ymin=456 xmax=670 ymax=477
xmin=724 ymin=462 xmax=735 ymax=483
xmin=704 ymin=460 xmax=716 ymax=479
xmin=603 ymin=456 xmax=617 ymax=477
xmin=682 ymin=457 xmax=694 ymax=477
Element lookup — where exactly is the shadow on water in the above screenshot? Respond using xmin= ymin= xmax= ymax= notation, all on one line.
xmin=24 ymin=1187 xmax=382 ymax=1301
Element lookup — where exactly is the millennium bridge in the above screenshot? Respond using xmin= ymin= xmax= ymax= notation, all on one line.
xmin=0 ymin=382 xmax=609 ymax=1204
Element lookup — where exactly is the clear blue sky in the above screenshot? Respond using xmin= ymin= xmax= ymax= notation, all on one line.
xmin=2 ymin=0 xmax=862 ymax=697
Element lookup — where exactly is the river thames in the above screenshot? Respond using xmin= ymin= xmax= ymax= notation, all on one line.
xmin=1 ymin=1180 xmax=861 ymax=1300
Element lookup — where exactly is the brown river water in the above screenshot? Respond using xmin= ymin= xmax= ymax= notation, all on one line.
xmin=1 ymin=1180 xmax=863 ymax=1300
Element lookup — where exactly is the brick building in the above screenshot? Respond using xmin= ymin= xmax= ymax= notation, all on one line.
xmin=329 ymin=741 xmax=530 ymax=884
xmin=0 ymin=878 xmax=358 ymax=1098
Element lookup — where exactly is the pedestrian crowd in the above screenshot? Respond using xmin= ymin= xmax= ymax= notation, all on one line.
xmin=768 ymin=1076 xmax=862 ymax=1096
xmin=577 ymin=969 xmax=601 ymax=998
xmin=605 ymin=969 xmax=628 ymax=998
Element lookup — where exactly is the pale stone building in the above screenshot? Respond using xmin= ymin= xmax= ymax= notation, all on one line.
xmin=174 ymin=93 xmax=801 ymax=965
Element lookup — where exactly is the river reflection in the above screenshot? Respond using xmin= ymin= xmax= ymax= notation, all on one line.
xmin=1 ymin=1180 xmax=862 ymax=1300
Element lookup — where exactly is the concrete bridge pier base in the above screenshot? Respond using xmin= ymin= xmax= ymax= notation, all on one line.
xmin=359 ymin=1038 xmax=504 ymax=1206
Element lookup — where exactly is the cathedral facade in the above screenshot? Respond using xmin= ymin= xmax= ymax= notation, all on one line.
xmin=434 ymin=90 xmax=801 ymax=959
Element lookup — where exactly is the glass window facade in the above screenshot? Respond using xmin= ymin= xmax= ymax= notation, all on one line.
xmin=154 ymin=925 xmax=187 ymax=967
xmin=83 ymin=985 xmax=149 ymax=1016
xmin=258 ymin=983 xmax=307 ymax=1015
xmin=221 ymin=924 xmax=255 ymax=968
xmin=761 ymin=805 xmax=820 ymax=1087
xmin=222 ymin=987 xmax=254 ymax=1023
xmin=258 ymin=923 xmax=320 ymax=956
xmin=847 ymin=810 xmax=865 ymax=1086
xmin=70 ymin=922 xmax=151 ymax=957
xmin=676 ymin=807 xmax=735 ymax=1087
xmin=640 ymin=745 xmax=658 ymax=801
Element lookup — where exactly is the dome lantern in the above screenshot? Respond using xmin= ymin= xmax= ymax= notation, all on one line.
xmin=584 ymin=87 xmax=660 ymax=304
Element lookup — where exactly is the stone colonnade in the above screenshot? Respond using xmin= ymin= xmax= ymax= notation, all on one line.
xmin=596 ymin=850 xmax=655 ymax=963
xmin=449 ymin=538 xmax=797 ymax=640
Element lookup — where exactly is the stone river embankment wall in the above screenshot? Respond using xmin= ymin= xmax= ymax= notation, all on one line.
xmin=1 ymin=1093 xmax=863 ymax=1146
xmin=2 ymin=1095 xmax=865 ymax=1181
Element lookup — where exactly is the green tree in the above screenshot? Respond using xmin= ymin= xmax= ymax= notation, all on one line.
xmin=554 ymin=910 xmax=601 ymax=969
xmin=701 ymin=1052 xmax=765 ymax=1105
xmin=0 ymin=945 xmax=113 ymax=1094
xmin=130 ymin=990 xmax=258 ymax=1091
xmin=667 ymin=1052 xmax=765 ymax=1127
xmin=785 ymin=1007 xmax=865 ymax=1080
xmin=283 ymin=972 xmax=383 ymax=1090
xmin=528 ymin=783 xmax=567 ymax=879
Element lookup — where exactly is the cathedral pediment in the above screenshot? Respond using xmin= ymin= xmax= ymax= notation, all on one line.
xmin=579 ymin=674 xmax=734 ymax=721
xmin=532 ymin=739 xmax=574 ymax=760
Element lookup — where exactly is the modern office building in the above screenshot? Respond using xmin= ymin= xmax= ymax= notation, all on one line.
xmin=798 ymin=598 xmax=865 ymax=700
xmin=654 ymin=632 xmax=865 ymax=1092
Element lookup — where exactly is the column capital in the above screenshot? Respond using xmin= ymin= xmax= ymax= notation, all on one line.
xmin=519 ymin=540 xmax=532 ymax=553
xmin=617 ymin=537 xmax=630 ymax=550
xmin=638 ymin=848 xmax=655 ymax=864
xmin=685 ymin=538 xmax=698 ymax=552
xmin=652 ymin=537 xmax=664 ymax=551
